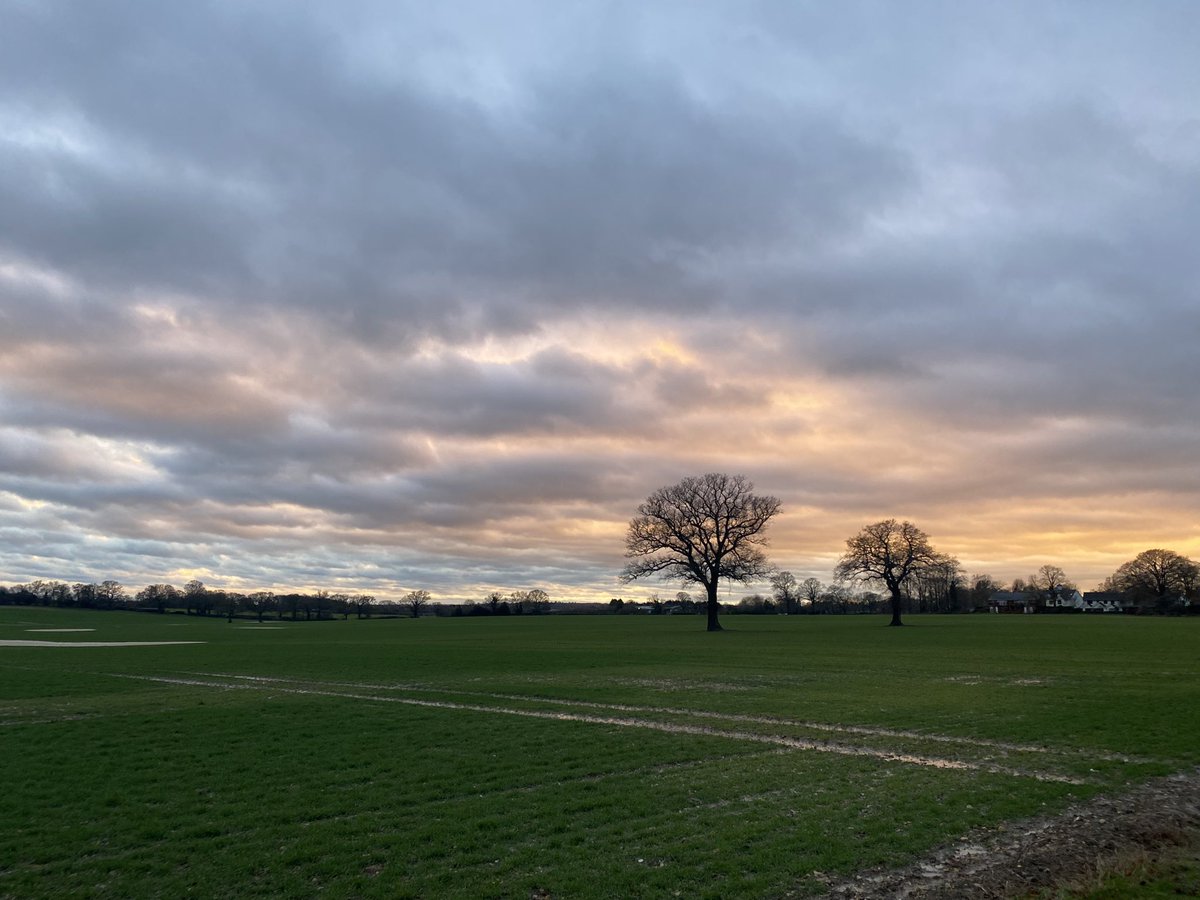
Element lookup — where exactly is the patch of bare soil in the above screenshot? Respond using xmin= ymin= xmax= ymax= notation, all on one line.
xmin=821 ymin=769 xmax=1200 ymax=898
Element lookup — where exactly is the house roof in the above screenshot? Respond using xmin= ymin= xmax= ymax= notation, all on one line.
xmin=988 ymin=591 xmax=1030 ymax=603
xmin=1081 ymin=591 xmax=1128 ymax=603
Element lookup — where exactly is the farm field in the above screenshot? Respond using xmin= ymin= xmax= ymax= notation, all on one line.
xmin=1 ymin=608 xmax=1198 ymax=898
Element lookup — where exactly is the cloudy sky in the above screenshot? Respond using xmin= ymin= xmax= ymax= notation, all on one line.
xmin=2 ymin=1 xmax=1198 ymax=603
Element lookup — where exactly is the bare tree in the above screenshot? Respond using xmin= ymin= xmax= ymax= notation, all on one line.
xmin=968 ymin=574 xmax=1002 ymax=610
xmin=183 ymin=579 xmax=208 ymax=616
xmin=621 ymin=473 xmax=781 ymax=632
xmin=911 ymin=554 xmax=963 ymax=613
xmin=820 ymin=582 xmax=853 ymax=615
xmin=329 ymin=592 xmax=351 ymax=619
xmin=800 ymin=577 xmax=822 ymax=611
xmin=1106 ymin=549 xmax=1199 ymax=606
xmin=352 ymin=593 xmax=376 ymax=618
xmin=97 ymin=580 xmax=127 ymax=610
xmin=403 ymin=589 xmax=431 ymax=618
xmin=218 ymin=591 xmax=243 ymax=622
xmin=526 ymin=588 xmax=550 ymax=614
xmin=248 ymin=591 xmax=275 ymax=622
xmin=72 ymin=582 xmax=96 ymax=608
xmin=674 ymin=590 xmax=698 ymax=614
xmin=769 ymin=571 xmax=799 ymax=614
xmin=507 ymin=590 xmax=528 ymax=614
xmin=136 ymin=583 xmax=179 ymax=614
xmin=1030 ymin=564 xmax=1075 ymax=607
xmin=834 ymin=519 xmax=942 ymax=626
xmin=27 ymin=580 xmax=72 ymax=607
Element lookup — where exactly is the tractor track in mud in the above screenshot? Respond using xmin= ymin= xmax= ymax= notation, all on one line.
xmin=819 ymin=769 xmax=1200 ymax=898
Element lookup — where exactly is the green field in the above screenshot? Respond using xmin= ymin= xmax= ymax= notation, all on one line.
xmin=2 ymin=608 xmax=1197 ymax=898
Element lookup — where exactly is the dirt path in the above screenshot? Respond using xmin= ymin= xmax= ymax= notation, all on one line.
xmin=821 ymin=769 xmax=1200 ymax=898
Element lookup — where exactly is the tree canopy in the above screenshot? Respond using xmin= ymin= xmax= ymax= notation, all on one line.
xmin=621 ymin=473 xmax=781 ymax=631
xmin=1105 ymin=549 xmax=1199 ymax=605
xmin=834 ymin=519 xmax=946 ymax=626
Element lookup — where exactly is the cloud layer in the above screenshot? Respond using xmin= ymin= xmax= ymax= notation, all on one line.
xmin=2 ymin=2 xmax=1198 ymax=599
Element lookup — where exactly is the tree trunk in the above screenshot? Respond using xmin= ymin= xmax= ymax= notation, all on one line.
xmin=706 ymin=581 xmax=723 ymax=632
xmin=888 ymin=586 xmax=904 ymax=626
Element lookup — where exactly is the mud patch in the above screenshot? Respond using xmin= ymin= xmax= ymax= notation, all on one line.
xmin=822 ymin=769 xmax=1200 ymax=898
xmin=944 ymin=675 xmax=1055 ymax=688
xmin=607 ymin=676 xmax=752 ymax=693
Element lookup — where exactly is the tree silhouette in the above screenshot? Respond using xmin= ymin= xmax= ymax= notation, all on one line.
xmin=834 ymin=519 xmax=941 ymax=626
xmin=621 ymin=473 xmax=781 ymax=632
xmin=403 ymin=589 xmax=431 ymax=618
xmin=769 ymin=571 xmax=799 ymax=614
xmin=1106 ymin=549 xmax=1199 ymax=606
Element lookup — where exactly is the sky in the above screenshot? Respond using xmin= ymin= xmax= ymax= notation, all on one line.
xmin=2 ymin=1 xmax=1198 ymax=603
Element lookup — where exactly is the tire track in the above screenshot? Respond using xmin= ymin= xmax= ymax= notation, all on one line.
xmin=188 ymin=672 xmax=1153 ymax=765
xmin=107 ymin=671 xmax=1090 ymax=783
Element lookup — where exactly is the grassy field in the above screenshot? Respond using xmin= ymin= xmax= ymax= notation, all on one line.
xmin=2 ymin=608 xmax=1197 ymax=898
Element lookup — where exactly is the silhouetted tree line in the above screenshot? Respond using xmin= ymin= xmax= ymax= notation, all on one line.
xmin=605 ymin=592 xmax=705 ymax=615
xmin=0 ymin=578 xmax=436 ymax=621
xmin=434 ymin=589 xmax=553 ymax=617
xmin=0 ymin=580 xmax=570 ymax=621
xmin=3 ymin=546 xmax=1195 ymax=621
xmin=750 ymin=547 xmax=1199 ymax=621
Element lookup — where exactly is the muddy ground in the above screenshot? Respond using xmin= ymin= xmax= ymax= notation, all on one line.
xmin=819 ymin=769 xmax=1200 ymax=898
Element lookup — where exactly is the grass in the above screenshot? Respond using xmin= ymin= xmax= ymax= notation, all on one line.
xmin=2 ymin=609 xmax=1198 ymax=897
xmin=1043 ymin=840 xmax=1200 ymax=899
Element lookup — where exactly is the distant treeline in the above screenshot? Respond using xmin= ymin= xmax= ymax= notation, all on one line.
xmin=726 ymin=548 xmax=1200 ymax=617
xmin=3 ymin=545 xmax=1197 ymax=620
xmin=0 ymin=580 xmax=553 ymax=621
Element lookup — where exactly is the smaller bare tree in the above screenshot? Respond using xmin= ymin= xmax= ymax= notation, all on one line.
xmin=800 ymin=577 xmax=822 ymax=611
xmin=1030 ymin=564 xmax=1074 ymax=607
xmin=404 ymin=589 xmax=431 ymax=618
xmin=526 ymin=588 xmax=550 ymax=614
xmin=248 ymin=591 xmax=276 ymax=622
xmin=136 ymin=583 xmax=179 ymax=614
xmin=769 ymin=571 xmax=799 ymax=614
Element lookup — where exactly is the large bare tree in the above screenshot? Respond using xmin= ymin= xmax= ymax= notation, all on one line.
xmin=1105 ymin=549 xmax=1199 ymax=605
xmin=621 ymin=473 xmax=781 ymax=631
xmin=834 ymin=519 xmax=942 ymax=626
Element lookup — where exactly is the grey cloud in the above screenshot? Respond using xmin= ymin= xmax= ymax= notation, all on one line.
xmin=2 ymin=0 xmax=914 ymax=347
